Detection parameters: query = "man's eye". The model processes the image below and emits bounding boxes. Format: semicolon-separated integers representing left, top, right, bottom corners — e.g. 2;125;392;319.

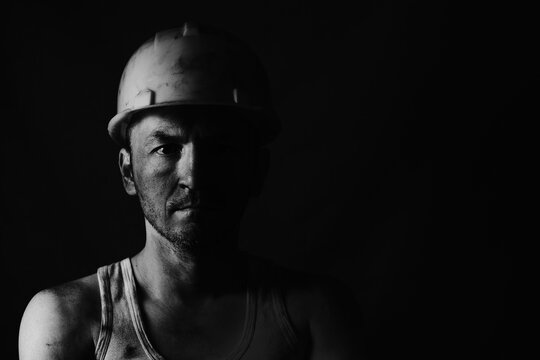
155;144;181;155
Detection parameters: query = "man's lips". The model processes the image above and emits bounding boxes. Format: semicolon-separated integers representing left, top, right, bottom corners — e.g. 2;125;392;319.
175;205;199;211
167;195;224;213
172;204;221;212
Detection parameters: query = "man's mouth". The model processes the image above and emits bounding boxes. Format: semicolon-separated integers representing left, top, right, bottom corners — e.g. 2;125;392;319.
172;203;220;212
175;204;195;211
167;194;224;214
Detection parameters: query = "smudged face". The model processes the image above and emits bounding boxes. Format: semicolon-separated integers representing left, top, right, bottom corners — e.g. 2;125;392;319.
121;107;260;254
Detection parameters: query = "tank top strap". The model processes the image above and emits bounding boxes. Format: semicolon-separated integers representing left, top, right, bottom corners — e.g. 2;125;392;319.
95;263;114;360
245;256;300;351
224;265;257;360
95;259;151;360
269;286;299;350
120;258;166;360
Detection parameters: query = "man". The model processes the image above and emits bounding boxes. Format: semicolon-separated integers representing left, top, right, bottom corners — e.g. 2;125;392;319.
19;23;362;359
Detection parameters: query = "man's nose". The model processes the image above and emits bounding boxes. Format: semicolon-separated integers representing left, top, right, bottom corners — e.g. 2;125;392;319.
177;140;197;190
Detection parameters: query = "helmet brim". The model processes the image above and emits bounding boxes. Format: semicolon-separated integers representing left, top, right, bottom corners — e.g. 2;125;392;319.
108;101;277;146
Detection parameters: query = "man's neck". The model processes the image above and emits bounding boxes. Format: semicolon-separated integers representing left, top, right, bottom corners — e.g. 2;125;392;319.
131;224;246;307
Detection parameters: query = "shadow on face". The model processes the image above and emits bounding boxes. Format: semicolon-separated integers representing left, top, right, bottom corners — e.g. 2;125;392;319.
117;106;269;248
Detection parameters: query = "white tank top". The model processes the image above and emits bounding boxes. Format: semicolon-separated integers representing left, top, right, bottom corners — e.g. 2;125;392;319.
94;257;307;359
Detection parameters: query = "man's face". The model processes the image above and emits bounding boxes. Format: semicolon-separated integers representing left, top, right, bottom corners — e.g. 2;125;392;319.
123;107;259;254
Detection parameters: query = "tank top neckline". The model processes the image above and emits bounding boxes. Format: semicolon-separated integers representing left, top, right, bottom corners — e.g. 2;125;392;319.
119;257;257;360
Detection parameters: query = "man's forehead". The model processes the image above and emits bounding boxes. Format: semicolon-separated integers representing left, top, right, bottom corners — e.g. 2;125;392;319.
128;107;253;143
132;114;187;137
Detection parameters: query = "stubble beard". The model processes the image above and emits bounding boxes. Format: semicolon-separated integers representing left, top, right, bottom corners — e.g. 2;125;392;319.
135;184;202;257
132;173;244;258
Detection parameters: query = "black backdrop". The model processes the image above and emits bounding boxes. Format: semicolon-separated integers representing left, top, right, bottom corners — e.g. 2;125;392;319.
3;1;529;358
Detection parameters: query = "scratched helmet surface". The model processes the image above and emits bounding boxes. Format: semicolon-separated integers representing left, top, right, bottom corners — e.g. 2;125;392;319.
108;22;278;145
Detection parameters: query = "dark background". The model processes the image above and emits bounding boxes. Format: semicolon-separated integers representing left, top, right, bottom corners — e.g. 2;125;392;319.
3;0;529;358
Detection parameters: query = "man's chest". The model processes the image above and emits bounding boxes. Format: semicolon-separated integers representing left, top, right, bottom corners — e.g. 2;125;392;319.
138;295;248;360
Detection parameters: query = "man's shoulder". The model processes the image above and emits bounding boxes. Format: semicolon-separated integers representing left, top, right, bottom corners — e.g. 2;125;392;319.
28;273;101;321
248;255;359;334
257;258;364;358
37;273;99;303
19;273;101;359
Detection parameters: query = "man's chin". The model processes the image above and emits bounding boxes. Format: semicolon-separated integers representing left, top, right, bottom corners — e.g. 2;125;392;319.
162;224;202;253
148;210;238;254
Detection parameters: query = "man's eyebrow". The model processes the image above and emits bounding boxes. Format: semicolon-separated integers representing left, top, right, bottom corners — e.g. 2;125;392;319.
145;129;186;145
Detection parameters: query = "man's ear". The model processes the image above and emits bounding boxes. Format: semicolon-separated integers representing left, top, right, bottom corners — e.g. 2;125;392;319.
249;147;270;198
119;148;137;196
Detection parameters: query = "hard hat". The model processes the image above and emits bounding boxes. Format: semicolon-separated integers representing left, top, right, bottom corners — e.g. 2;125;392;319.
108;22;279;145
